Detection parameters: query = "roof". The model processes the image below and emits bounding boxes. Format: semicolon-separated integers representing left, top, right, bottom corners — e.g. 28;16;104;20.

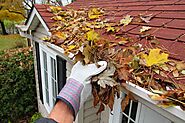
34;0;185;62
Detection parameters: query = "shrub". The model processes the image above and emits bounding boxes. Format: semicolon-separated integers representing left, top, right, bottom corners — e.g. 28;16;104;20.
0;47;37;123
29;112;42;123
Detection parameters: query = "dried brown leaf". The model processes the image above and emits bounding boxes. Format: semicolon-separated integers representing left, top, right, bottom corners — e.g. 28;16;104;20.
97;103;105;114
108;88;115;111
172;70;179;78
140;14;153;23
121;94;130;112
117;66;130;81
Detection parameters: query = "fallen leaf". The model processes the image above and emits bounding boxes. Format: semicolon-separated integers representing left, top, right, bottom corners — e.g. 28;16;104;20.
140;14;153;23
97;64;117;88
121;94;130;112
41;37;50;41
117;66;130;81
173;70;179;77
53;31;67;40
120;15;133;26
157;102;176;108
88;8;103;19
176;61;185;71
97;103;105;114
140;26;151;33
143;48;169;66
149;94;166;101
150;88;165;94
75;51;84;61
181;70;185;75
134;76;143;84
153;69;160;74
82;45;92;64
161;65;169;71
68;45;76;50
98;76;117;88
92;85;100;106
48;6;62;13
106;26;115;32
86;30;99;42
108;88;115;111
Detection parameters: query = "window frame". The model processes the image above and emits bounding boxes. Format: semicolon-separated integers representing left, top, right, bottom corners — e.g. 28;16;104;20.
39;45;58;112
109;92;141;123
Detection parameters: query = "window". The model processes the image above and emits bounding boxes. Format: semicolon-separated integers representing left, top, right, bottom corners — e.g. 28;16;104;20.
39;45;66;113
43;51;50;106
40;46;58;112
122;100;138;123
50;57;58;105
109;93;141;123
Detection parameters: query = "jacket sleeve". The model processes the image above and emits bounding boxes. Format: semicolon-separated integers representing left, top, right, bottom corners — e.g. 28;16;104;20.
35;118;57;123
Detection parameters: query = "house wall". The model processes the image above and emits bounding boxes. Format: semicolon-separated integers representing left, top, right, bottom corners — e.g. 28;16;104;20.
32;23;50;117
32;23;102;123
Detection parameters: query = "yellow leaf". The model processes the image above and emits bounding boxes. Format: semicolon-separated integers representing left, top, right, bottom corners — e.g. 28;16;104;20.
143;49;169;66
49;6;62;13
149;94;165;101
140;26;151;33
51;16;64;21
120;15;133;26
157;102;176;108
88;8;103;19
41;37;50;41
106;26;115;32
68;45;76;50
86;30;99;41
54;32;67;40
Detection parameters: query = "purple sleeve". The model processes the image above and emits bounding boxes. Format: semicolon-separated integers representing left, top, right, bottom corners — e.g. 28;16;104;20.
57;78;84;118
35;118;57;123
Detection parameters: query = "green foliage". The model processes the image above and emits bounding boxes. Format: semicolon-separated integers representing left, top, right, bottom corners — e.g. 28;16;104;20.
29;112;42;123
0;47;37;123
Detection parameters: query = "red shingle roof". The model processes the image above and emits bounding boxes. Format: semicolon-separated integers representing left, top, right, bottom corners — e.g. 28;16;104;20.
34;0;185;61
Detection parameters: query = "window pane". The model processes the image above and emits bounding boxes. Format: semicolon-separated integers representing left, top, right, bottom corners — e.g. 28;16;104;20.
43;51;47;70
122;115;128;123
44;71;48;89
51;57;56;79
124;100;130;115
46;89;49;105
129;120;134;123
130;101;138;120
52;79;56;97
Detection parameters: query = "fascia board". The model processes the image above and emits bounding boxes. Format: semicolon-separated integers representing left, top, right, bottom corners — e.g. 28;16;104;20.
17;7;51;36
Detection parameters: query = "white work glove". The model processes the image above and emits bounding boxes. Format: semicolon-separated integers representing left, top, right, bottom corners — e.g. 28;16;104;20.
69;61;107;107
57;61;107;118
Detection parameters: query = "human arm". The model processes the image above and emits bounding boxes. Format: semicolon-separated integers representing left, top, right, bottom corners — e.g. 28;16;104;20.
35;61;107;123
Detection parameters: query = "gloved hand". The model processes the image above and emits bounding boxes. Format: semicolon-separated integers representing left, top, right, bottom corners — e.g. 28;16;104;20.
57;61;107;118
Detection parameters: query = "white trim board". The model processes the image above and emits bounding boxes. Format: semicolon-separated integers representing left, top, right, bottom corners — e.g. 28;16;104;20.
122;82;185;123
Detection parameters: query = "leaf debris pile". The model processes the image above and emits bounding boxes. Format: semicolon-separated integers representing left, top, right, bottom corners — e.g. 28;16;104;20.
44;6;185;112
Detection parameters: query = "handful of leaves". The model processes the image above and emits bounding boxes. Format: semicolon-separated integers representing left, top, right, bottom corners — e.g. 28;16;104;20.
45;6;185;112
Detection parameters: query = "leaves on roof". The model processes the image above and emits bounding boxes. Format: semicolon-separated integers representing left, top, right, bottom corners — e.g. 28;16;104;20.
46;6;185;112
120;15;133;26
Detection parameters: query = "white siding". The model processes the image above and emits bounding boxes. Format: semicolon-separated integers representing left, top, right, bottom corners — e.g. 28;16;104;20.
78;96;101;123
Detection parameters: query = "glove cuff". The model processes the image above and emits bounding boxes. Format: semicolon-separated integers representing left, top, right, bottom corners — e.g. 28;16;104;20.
57;78;84;118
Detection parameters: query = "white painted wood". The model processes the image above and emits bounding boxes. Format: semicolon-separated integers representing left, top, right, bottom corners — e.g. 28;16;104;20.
100;107;110;123
122;82;185;123
138;104;171;123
